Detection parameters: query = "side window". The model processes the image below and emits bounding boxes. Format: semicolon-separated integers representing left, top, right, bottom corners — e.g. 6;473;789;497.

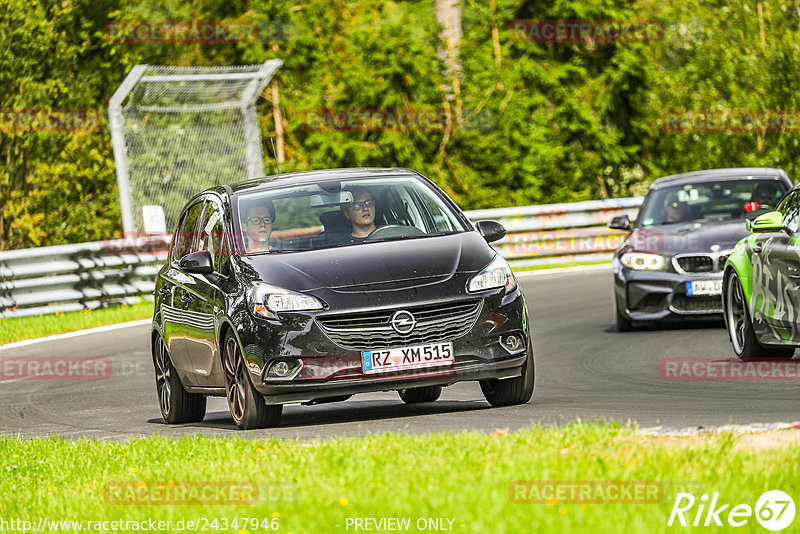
777;191;798;233
780;191;800;233
198;201;229;275
173;201;205;261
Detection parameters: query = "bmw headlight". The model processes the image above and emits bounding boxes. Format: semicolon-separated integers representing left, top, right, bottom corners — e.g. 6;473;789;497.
249;283;324;319
620;252;667;271
468;255;517;293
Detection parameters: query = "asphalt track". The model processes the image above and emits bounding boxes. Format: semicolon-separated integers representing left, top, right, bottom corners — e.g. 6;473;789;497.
1;265;798;440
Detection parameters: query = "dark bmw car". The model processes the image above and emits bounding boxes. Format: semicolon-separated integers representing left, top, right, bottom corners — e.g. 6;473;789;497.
609;168;792;331
151;168;534;429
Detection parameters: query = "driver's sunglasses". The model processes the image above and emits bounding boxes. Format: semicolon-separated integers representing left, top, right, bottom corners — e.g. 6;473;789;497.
757;191;776;200
667;201;685;209
247;216;272;226
350;199;374;210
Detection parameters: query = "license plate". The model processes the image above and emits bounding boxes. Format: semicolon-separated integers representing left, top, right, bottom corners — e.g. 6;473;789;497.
361;342;454;374
686;280;722;296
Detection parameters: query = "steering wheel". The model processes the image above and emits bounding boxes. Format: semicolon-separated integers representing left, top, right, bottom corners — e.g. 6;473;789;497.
366;225;425;240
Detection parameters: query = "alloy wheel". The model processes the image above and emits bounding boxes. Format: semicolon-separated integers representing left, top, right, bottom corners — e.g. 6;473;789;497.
224;336;247;423
726;275;747;355
154;340;172;416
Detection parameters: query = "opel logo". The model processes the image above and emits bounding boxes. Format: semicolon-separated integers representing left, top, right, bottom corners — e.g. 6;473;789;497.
391;310;416;334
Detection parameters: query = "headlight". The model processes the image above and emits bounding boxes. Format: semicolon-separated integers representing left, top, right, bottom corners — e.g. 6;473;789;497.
468;255;517;293
249;283;324;319
620;252;667;271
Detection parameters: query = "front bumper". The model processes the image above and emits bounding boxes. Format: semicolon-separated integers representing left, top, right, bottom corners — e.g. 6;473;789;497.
613;258;723;322
235;286;531;403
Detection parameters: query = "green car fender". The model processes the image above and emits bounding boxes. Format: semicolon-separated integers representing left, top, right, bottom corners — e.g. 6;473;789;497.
724;233;758;306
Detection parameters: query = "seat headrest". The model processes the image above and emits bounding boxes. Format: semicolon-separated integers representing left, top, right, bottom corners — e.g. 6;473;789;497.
319;210;350;232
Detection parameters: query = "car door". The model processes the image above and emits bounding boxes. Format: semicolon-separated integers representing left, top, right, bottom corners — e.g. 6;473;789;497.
761;190;800;341
181;196;229;387
163;200;206;381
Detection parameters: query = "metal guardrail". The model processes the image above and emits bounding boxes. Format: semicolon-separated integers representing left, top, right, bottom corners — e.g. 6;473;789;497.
470;197;642;269
0;236;170;318
0;198;642;318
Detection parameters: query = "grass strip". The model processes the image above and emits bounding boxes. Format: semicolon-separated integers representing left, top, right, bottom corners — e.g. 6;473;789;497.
0;300;152;345
1;423;797;533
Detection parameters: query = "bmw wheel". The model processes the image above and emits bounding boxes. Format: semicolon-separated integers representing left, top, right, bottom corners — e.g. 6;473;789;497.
153;336;206;424
223;333;282;429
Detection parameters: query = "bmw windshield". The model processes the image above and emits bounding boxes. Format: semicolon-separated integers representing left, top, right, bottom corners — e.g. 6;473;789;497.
636;179;788;228
233;176;469;254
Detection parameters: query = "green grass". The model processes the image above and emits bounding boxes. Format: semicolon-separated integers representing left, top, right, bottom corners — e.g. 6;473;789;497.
1;423;797;533
0;300;152;345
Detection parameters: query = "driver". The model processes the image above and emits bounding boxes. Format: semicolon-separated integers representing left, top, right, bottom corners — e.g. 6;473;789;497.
663;192;687;223
751;182;780;209
341;187;376;242
243;200;276;253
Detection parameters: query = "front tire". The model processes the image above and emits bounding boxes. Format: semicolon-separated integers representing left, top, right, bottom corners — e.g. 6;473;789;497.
223;333;282;429
153;337;206;424
725;271;794;360
398;386;442;404
480;342;535;407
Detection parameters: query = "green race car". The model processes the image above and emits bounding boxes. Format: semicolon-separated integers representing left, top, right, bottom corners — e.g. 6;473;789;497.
723;188;800;359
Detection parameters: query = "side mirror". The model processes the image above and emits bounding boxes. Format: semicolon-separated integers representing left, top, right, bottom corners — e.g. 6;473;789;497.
608;214;632;231
750;211;783;233
179;250;214;275
475;220;506;243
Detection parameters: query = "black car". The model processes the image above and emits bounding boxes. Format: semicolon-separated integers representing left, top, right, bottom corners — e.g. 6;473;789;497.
609;168;792;331
151;167;534;429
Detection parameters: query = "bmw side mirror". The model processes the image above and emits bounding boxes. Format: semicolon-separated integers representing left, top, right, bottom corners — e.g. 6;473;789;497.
750;211;783;233
475;220;506;243
179;250;214;275
609;214;632;231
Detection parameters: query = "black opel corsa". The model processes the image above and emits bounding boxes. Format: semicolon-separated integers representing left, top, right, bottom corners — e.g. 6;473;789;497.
151;168;534;429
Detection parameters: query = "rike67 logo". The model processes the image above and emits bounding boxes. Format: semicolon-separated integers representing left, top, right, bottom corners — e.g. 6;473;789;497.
668;490;795;531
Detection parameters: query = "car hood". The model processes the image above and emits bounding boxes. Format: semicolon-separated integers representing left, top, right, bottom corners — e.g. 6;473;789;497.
626;219;751;256
236;232;496;292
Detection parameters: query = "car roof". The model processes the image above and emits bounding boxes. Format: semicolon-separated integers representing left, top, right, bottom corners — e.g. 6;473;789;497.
220;167;423;196
649;167;791;190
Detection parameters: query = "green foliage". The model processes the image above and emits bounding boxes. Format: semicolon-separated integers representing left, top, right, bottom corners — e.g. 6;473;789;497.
2;0;799;249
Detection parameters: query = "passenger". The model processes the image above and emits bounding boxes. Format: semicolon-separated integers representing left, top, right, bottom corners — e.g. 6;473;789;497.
341;187;376;242
663;192;687;223
243;200;276;253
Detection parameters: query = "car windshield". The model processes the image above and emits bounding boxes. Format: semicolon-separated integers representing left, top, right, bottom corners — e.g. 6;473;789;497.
233;176;469;254
636;179;788;227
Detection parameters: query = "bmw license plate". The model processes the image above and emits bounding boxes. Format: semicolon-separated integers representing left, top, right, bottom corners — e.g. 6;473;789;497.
685;280;722;296
361;342;454;374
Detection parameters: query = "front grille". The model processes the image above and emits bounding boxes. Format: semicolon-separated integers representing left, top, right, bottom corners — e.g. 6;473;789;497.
674;252;733;274
671;295;723;313
316;300;482;350
676;255;714;273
